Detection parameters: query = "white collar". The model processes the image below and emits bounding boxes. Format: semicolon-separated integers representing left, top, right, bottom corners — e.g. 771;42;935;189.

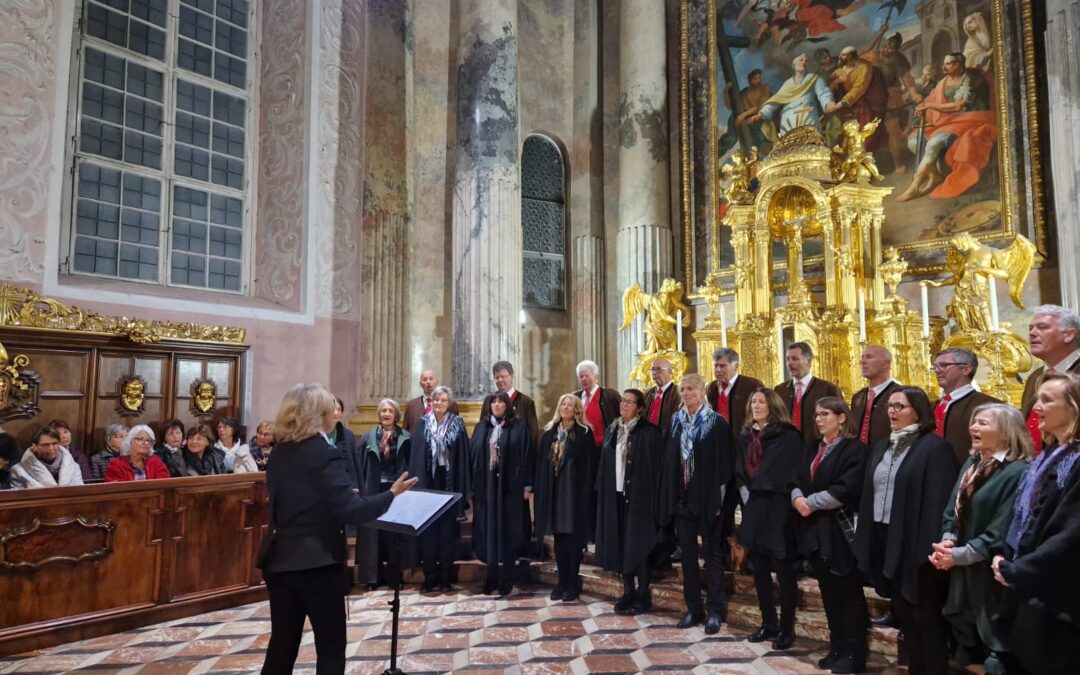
586;385;600;397
945;384;974;401
504;388;517;400
793;373;813;389
992;450;1008;463
870;378;896;396
721;374;739;395
658;381;673;393
1050;348;1080;373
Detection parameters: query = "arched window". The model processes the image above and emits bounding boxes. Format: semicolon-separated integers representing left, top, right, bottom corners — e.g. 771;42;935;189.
521;135;566;310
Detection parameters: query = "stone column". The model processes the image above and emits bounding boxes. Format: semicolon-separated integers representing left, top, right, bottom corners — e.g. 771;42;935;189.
451;0;522;399
615;0;672;386
1047;0;1080;310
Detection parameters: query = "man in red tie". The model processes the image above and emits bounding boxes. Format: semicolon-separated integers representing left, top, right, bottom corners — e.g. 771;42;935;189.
931;348;998;468
643;359;681;439
705;348;763;436
849;345;901;448
403;369;459;433
775;342;841;448
1020;305;1080;454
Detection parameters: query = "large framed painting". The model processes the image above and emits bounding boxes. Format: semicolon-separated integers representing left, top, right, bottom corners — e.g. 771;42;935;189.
678;0;1049;284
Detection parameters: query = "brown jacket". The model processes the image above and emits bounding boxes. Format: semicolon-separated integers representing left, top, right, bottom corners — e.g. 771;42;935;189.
775;376;843;447
573;387;621;433
403;396;459;436
850;380;903;448
643;383;682;438
706;374;764;439
1021;360;1080;416
481;390;539;445
933;389;1000;468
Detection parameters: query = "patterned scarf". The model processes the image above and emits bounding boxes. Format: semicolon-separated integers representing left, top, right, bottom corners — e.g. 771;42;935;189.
888;424;920;457
955;453;1002;526
551;425;568;476
424;412;452;474
676;405;708;488
1012;441;1080;547
488;417;505;470
745;426;764;481
379;427;395;459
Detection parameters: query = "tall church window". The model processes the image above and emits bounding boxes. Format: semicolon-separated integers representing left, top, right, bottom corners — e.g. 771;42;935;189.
521;135;566;310
67;0;253;293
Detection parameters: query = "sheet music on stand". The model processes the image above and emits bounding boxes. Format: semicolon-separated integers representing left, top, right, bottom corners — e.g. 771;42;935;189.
365;488;461;535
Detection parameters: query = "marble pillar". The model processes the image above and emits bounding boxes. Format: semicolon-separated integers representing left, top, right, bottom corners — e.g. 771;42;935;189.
615;0;672;386
1047;0;1080;310
451;0;522;399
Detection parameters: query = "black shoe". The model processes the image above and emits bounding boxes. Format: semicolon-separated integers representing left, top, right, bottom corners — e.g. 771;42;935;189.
670;546;683;562
747;625;780;642
869;610;895;627
704;613;722;635
438;582;453;592
366;583;380;591
613;592;635;613
630;600;652;615
561;589;579;602
818;649;841;669
482;578;498;595
550;585;565;600
421;578;436;592
771;629;796;650
498;583;513;597
828;654;865;673
676;611;704;629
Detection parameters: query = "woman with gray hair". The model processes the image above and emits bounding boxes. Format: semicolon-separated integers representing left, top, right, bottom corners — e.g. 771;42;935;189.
930;403;1032;673
105;424;170;482
90;424;129;482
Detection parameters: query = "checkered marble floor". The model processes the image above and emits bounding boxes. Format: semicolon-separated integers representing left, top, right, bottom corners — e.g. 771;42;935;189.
0;587;889;674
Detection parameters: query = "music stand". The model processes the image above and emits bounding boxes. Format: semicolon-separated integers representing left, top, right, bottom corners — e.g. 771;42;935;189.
365;488;461;675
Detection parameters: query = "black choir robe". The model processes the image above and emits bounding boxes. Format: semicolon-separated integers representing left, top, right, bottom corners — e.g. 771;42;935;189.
705;374;764;440
797;437;868;575
735;422;805;558
481;391;539;445
850;381;902;448
470;417;535;565
775;376;843;447
406;414;471;567
594;420;663;575
354;426;410;584
853;433;957;603
657;409;733;526
533;422;592;544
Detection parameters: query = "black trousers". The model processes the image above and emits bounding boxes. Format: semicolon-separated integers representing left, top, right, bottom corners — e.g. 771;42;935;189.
750;552;798;632
617;496;651;601
810;553;868;660
420;466;458;584
554;533;582;592
674;513;726;615
262;564;347;675
891;563;950;675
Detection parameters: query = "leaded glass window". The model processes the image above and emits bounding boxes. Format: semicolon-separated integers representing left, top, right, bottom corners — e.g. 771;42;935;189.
521;135;566;309
69;0;252;292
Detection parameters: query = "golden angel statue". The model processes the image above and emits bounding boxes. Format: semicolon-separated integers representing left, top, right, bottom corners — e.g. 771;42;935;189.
831;119;882;184
720;147;758;205
927;233;1038;334
621;279;692;385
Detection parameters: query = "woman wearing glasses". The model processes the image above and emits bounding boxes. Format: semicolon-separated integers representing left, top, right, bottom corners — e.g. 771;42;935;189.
854;387;958;675
105;424;170;481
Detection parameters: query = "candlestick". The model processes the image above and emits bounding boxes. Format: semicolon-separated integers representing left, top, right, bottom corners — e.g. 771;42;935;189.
720;305;728;348
988;276;1000;331
920;282;930;338
676;310;684;352
858;289;867;343
775;316;784;379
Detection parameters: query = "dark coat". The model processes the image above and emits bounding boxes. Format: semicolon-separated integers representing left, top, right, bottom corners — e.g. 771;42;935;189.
181;446;226;476
470;417;535;564
1021;361;1080;417
331;422;359;489
775;376;843;447
0;433;19;490
735;423;805;558
574;387;621;430
481;391;539;445
797;437;868;574
940;455;1026;651
706;374;764;441
644;383;682;438
403;396;460;437
408;415;470;519
657;407;733;525
850;380;902;447
90;447;120;482
594;420;662;574
262;434;394;573
854;432;958;603
154;444;187;478
533;423;592;541
68;447;93;482
354;426;410;584
935;390;1000;468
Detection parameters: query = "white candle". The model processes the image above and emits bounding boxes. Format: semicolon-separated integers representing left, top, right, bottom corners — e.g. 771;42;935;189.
858;289;867;343
775;316;784;377
920;282;930;338
988;276;1000;331
720;305;728;348
676;310;684;352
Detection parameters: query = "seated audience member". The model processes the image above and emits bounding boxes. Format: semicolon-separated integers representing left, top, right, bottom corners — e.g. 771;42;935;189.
105;424;170;482
217;416;257;473
249;420;275;470
9;426;85;489
90;424;128;482
49;418;92;482
0;429;21;489
154;419;187;477
992;374;1080;674
182;425;225;476
930;403;1031;673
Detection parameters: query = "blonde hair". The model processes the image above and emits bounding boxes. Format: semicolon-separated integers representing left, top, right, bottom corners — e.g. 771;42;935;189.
544;393;592;433
970;403;1033;462
679;373;707;392
274;383;336;444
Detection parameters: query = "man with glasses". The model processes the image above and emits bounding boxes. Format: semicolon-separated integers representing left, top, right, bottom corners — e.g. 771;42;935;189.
931;347;998;467
9;426;85;489
643;358;681;439
775;342;842;448
1020;305;1080;453
851;345;902;447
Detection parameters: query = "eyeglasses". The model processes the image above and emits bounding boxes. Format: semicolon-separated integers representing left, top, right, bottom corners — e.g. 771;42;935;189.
132;436;154;444
619;399;639;406
650;366;670;372
886;403;911;412
814;411;835;418
932;362;965;371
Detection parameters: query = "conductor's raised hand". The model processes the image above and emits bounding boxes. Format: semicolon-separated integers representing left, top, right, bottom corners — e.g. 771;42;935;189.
391;471;419;496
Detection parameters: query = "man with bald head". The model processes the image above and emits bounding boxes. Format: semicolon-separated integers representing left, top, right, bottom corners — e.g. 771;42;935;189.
1021;305;1080;453
403;369;457;433
850;345;902;447
643;358;682;439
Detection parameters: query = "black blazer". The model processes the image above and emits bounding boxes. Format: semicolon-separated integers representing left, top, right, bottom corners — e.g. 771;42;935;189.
263;434;394;573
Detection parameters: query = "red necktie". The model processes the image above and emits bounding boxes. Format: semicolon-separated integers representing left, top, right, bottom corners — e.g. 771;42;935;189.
934;394;951;437
648;390;663;425
718;389;730;421
810;441;828;479
1027;367;1055;455
793;381;804;430
859;388;875;444
424;397;431;415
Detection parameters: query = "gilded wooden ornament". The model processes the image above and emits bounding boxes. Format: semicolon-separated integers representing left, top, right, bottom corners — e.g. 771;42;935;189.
620;279;692;387
117;375;147;416
830;119;883;184
191;379;218;415
0;341;41;423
